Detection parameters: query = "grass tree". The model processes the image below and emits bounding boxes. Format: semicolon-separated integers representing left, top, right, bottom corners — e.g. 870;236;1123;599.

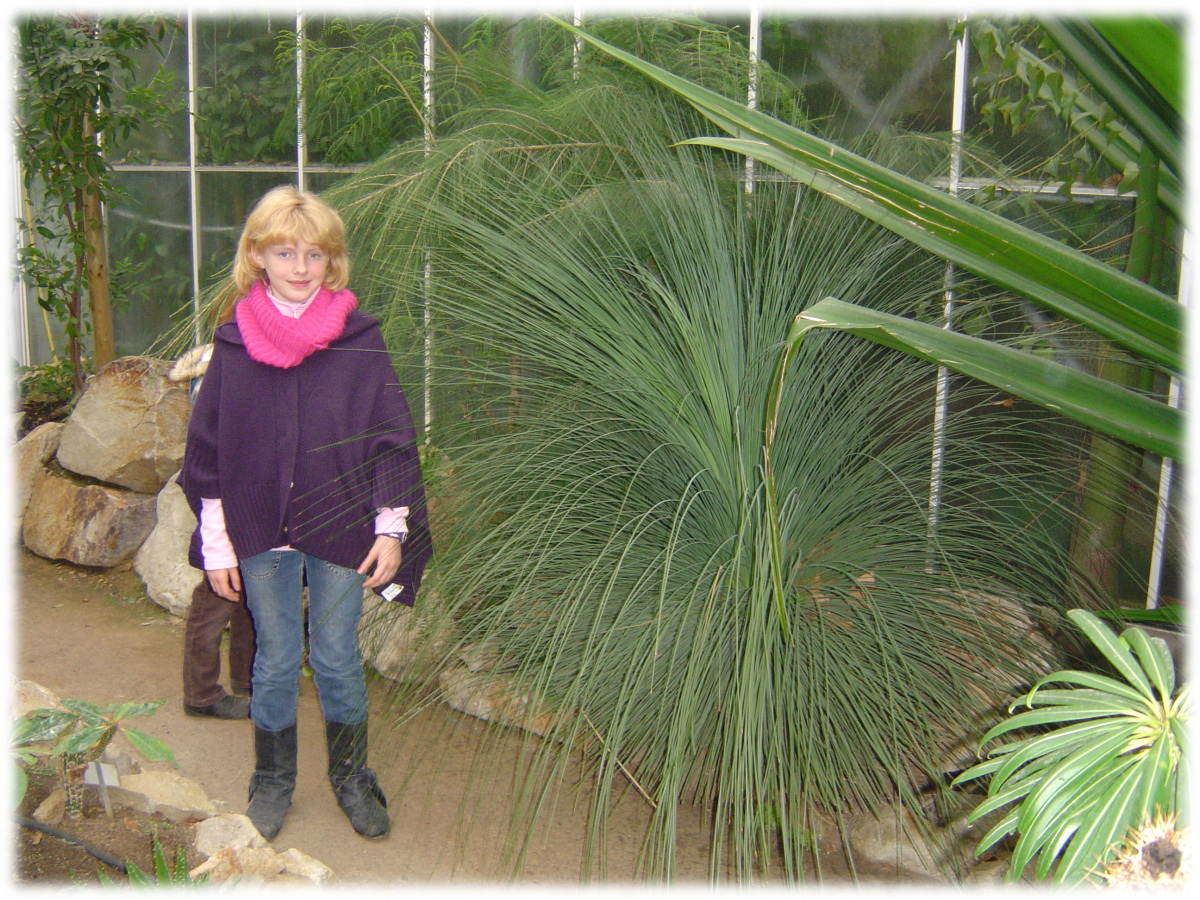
328;80;1099;881
558;17;1184;625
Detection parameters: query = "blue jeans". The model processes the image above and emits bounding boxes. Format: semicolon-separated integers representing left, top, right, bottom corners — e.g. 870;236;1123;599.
240;550;369;731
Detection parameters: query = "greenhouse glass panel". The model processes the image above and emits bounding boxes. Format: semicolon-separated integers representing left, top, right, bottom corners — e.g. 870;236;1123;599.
298;13;429;165
759;16;958;136
192;14;297;165
104;18;190;164
108;169;194;356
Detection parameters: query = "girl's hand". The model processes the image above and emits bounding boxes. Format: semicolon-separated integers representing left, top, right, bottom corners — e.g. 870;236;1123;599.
359;535;403;589
207;567;243;602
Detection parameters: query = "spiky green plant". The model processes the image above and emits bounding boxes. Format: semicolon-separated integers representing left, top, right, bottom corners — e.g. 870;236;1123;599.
98;835;207;886
328;81;1096;883
953;609;1190;885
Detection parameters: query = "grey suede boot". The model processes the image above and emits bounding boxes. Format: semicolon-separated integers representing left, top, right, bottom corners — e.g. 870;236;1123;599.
246;722;297;840
325;718;390;839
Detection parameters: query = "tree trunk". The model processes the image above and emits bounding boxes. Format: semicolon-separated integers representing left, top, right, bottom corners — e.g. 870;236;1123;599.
82;112;115;370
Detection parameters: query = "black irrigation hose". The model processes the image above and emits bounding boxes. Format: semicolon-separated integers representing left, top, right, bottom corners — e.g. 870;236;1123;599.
15;815;129;874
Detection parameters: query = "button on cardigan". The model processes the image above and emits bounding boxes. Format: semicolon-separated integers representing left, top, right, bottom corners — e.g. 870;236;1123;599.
179;310;431;605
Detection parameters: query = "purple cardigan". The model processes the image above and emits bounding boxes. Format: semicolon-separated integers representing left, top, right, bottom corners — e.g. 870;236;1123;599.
179;310;431;605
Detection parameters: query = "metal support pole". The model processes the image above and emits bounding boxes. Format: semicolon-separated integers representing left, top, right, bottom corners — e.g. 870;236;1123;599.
422;9;435;439
572;6;583;75
745;6;760;195
186;10;202;345
927;18;969;570
12;157;33;366
296;11;307;193
1145;229;1188;609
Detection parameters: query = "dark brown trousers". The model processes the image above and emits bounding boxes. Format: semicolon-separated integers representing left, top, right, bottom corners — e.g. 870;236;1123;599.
182;578;256;707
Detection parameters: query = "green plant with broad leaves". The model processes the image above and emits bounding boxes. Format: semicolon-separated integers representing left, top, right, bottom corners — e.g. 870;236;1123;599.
16;357;80;409
952;608;1190;885
13;700;176;815
559;16;1184;462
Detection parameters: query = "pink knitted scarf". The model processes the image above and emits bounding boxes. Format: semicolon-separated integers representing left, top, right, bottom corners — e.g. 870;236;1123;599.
235;280;358;369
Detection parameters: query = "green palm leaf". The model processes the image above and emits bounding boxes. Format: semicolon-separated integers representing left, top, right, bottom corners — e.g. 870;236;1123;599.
1025;669;1156;705
1122;628;1176;699
1027;688;1154;711
1050;760;1156;885
773;296;1181;461
1066;608;1156;700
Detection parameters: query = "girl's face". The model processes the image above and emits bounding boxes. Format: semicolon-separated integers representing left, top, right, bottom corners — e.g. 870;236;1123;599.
251;239;330;304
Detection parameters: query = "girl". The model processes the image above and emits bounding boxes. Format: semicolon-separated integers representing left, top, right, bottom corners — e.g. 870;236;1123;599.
179;184;431;841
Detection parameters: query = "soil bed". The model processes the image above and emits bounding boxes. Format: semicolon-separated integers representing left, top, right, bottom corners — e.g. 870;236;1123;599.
15;772;204;885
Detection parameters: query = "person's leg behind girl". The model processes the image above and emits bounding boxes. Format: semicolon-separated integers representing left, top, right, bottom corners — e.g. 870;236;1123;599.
304;553;390;839
240;550;306;840
183;579;251;718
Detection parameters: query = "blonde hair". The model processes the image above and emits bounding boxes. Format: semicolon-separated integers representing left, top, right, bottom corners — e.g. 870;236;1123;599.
217;185;350;324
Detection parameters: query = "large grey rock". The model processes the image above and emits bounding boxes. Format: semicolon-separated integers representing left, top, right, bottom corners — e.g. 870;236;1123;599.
13;421;63;529
193;813;269;857
107;770;218;822
134;474;203;617
56;356;190;494
839;802;979;883
21;466;158;567
438;661;556;738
